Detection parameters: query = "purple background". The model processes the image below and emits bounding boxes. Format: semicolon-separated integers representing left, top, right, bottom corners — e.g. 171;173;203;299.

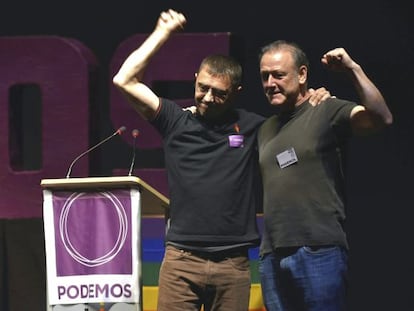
52;190;132;276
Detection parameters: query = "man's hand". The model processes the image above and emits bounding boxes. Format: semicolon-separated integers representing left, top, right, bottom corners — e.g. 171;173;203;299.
321;47;356;72
156;9;187;34
308;87;334;106
182;105;197;114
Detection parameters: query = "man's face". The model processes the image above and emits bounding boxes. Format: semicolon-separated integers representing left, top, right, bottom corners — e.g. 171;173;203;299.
194;66;233;118
260;49;306;109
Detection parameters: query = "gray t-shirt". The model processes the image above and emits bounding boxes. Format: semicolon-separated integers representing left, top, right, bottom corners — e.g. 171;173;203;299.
258;98;356;255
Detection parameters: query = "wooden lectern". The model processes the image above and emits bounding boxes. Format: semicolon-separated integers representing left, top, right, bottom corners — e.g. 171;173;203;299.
40;176;169;311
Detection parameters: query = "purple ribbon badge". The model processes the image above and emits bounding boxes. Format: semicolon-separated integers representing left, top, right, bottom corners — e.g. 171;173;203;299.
228;135;244;148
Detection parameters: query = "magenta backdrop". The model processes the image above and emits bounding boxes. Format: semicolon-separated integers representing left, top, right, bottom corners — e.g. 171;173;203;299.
0;33;231;218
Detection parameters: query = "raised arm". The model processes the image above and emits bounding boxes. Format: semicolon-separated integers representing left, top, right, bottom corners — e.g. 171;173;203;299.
113;9;186;120
321;48;393;135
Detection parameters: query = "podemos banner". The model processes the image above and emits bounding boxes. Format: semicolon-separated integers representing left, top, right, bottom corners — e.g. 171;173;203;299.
43;188;141;305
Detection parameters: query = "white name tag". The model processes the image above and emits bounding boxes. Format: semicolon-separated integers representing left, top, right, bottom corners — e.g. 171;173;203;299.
276;147;298;169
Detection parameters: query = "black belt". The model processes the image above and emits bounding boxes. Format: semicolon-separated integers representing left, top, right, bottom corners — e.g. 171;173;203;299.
182;247;248;261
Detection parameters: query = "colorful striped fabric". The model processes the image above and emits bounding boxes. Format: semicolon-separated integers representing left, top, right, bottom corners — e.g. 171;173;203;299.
142;284;265;311
141;216;265;311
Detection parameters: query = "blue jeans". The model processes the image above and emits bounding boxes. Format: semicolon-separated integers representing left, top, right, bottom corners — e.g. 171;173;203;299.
259;246;348;311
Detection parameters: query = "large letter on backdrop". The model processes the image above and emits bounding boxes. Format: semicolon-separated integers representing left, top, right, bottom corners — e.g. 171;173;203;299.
0;36;99;218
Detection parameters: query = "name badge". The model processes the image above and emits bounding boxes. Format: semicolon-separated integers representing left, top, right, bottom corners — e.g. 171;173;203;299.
228;135;244;148
276;147;298;168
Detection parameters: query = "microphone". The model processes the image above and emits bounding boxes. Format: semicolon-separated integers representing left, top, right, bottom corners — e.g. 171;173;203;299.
65;126;126;178
128;129;140;176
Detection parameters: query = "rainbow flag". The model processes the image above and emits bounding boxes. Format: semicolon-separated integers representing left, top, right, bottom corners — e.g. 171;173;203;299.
141;216;265;311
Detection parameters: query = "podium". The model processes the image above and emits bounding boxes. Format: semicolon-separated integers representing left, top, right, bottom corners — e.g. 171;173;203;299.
40;176;169;311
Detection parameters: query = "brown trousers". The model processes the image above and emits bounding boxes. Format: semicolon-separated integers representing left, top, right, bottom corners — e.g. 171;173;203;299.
157;245;251;311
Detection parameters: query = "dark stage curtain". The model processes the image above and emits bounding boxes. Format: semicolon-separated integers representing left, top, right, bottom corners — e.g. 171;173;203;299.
0;218;46;311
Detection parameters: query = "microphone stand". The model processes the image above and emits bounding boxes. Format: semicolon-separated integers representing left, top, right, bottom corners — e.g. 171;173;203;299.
66;126;126;178
128;129;140;176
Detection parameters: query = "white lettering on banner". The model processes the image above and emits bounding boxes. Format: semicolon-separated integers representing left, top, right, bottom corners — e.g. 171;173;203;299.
57;283;132;300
